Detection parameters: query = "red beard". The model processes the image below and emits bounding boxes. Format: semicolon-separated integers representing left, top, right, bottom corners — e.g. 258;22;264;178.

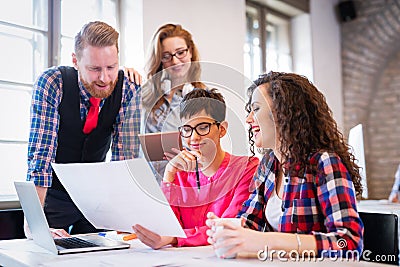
81;75;118;99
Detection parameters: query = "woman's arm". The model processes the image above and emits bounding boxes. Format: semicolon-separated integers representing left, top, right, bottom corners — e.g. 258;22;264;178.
313;152;364;256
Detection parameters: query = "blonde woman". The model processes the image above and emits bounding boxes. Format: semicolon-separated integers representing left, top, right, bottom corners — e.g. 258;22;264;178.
130;24;207;182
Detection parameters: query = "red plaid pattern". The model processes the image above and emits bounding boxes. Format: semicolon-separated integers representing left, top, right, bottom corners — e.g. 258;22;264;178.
238;150;364;257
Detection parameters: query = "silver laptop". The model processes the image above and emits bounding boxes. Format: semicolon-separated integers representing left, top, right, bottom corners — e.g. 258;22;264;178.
348;124;368;199
14;181;130;254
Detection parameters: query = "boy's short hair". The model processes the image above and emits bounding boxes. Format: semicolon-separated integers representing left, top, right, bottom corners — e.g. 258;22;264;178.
180;88;226;122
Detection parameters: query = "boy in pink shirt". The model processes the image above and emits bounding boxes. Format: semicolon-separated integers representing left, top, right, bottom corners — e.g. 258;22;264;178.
133;88;258;248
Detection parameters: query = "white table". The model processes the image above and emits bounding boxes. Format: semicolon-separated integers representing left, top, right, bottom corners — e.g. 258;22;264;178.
0;238;393;267
357;200;400;214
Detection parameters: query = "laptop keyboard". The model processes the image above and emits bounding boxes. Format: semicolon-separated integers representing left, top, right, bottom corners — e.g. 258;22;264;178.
55;237;99;249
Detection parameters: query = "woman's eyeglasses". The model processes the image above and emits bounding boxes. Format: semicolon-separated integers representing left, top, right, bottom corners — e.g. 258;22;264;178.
161;48;189;63
178;121;220;138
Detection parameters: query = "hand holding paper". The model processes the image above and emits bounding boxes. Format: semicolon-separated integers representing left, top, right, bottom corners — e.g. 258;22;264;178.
132;224;177;249
52;159;186;238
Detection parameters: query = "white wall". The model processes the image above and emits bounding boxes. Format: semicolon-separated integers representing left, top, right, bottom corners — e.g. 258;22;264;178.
141;0;246;74
310;0;343;129
120;0;144;68
291;13;313;81
121;0;246;74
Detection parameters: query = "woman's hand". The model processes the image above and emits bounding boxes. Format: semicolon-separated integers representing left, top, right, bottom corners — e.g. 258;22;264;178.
163;147;180;161
163;148;201;183
206;212;267;258
132;224;177;249
123;67;142;85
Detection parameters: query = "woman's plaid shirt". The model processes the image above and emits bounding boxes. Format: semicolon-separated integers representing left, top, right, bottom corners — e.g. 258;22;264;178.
238;150;364;257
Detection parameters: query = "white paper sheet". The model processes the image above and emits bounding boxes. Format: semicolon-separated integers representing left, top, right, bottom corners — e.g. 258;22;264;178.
51;159;186;238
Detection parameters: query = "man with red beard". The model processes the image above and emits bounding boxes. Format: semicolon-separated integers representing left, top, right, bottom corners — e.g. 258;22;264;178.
26;21;141;237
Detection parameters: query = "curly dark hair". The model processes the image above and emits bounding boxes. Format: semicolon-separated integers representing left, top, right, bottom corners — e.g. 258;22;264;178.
245;71;362;196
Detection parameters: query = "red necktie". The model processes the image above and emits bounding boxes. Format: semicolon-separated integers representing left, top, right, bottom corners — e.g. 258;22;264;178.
83;97;101;134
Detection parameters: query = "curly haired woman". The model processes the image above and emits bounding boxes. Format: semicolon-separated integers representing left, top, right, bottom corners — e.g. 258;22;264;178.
206;71;364;259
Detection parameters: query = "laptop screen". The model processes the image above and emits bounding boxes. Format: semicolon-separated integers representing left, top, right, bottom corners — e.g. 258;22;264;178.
14;181;130;254
348;124;368;199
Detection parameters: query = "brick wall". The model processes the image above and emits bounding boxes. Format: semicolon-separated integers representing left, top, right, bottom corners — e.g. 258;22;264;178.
342;0;400;199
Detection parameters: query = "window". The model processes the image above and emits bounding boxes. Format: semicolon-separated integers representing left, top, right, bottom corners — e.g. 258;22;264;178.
244;2;293;80
265;13;292;73
244;5;262;81
59;0;119;66
0;0;118;197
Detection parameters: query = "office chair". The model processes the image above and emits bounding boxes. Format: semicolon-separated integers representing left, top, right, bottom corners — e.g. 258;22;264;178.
0;208;25;240
359;211;399;265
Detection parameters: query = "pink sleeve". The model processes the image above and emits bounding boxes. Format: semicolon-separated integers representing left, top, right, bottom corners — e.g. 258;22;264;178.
175;157;259;247
161;180;184;225
161;181;205;247
219;157;259;218
163;179;208;247
176;226;209;247
161;179;184;207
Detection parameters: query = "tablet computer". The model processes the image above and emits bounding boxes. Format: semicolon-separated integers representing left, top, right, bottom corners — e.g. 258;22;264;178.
139;131;183;161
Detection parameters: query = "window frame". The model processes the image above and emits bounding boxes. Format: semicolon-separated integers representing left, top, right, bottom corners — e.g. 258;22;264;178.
0;0;120;200
245;0;293;78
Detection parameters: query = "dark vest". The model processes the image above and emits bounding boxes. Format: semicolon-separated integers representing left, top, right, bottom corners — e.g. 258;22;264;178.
51;66;123;192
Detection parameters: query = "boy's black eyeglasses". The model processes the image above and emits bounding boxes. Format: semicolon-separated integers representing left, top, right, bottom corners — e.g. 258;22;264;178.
161;48;189;63
178;121;220;138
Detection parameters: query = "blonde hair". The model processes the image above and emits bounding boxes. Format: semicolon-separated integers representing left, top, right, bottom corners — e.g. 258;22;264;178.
143;23;204;110
74;21;119;59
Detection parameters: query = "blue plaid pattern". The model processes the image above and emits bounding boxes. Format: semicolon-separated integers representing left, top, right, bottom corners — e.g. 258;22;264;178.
27;67;141;186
